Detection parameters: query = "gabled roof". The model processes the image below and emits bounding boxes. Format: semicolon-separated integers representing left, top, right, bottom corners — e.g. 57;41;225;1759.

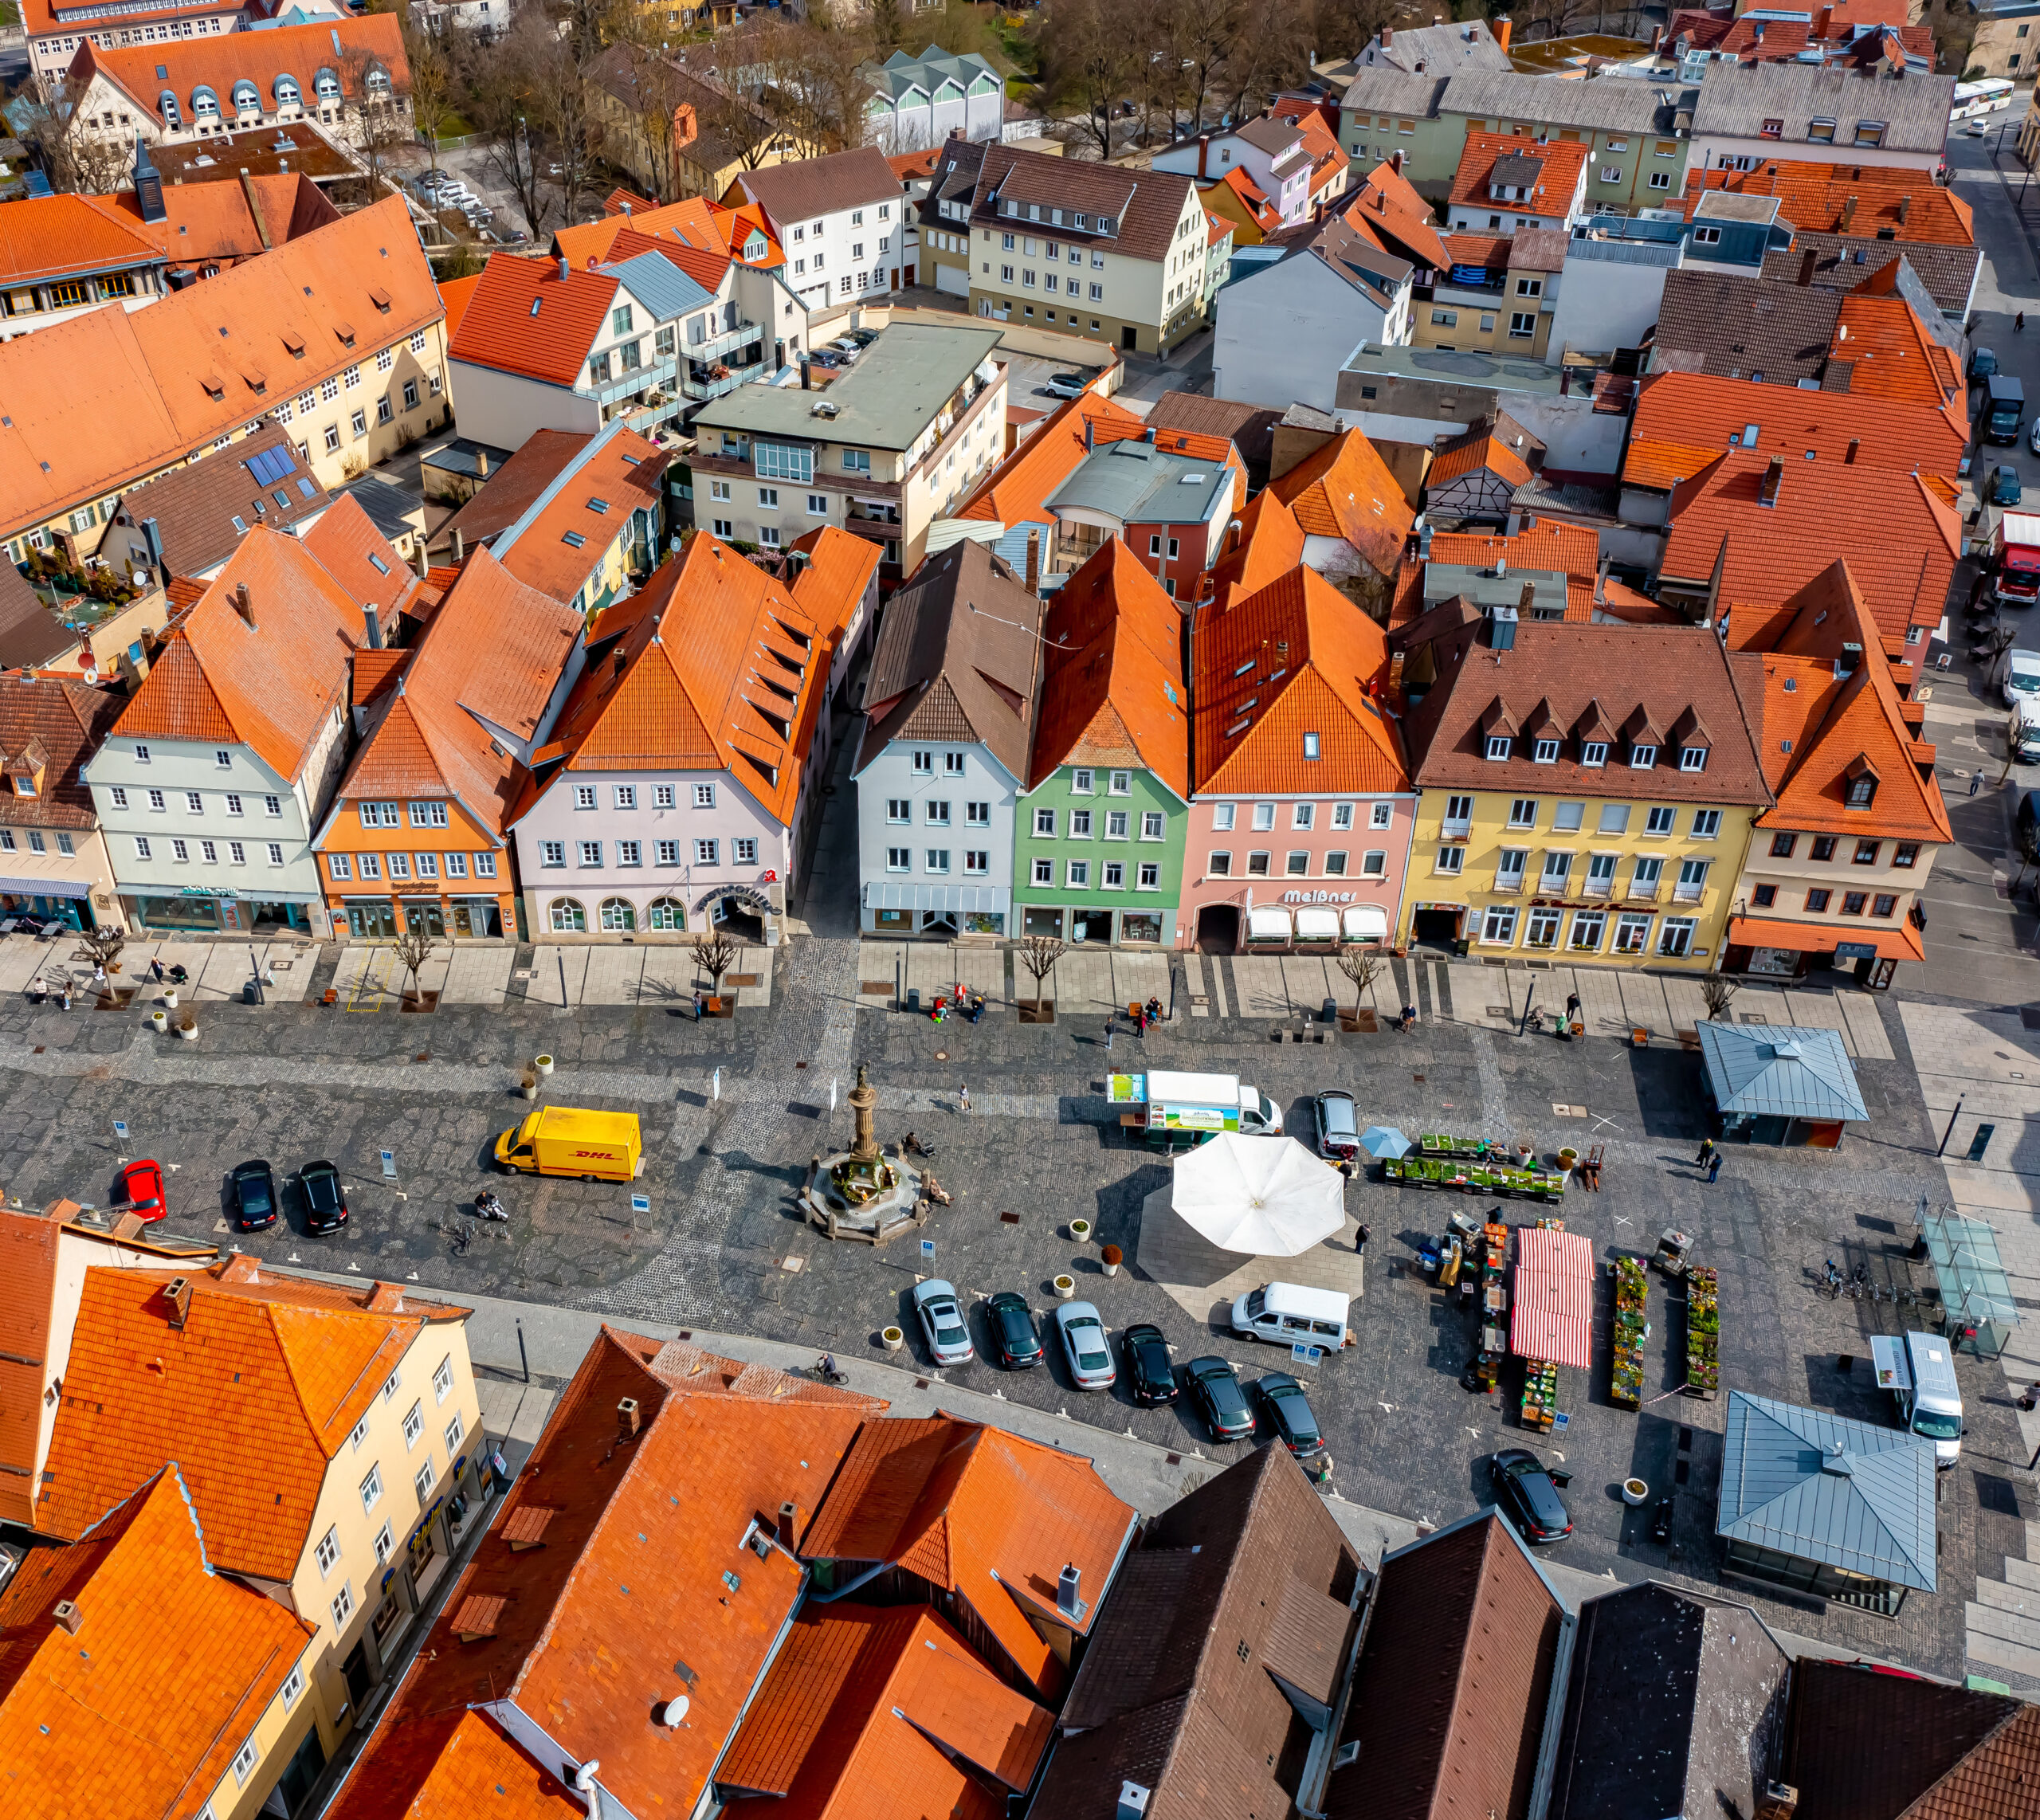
1688;61;1953;155
718;1604;1052;1820
0;191;159;287
1362;17;1512;76
491;424;668;606
1829;290;1960;405
721;147;900;226
1326;1513;1565;1820
300;490;423;624
1654;268;1843;386
968;143;1197;266
1681;158;1973;246
120;170;339;269
110;418;331;579
1340;158;1451;269
1030;539;1188;797
955;389;1145;526
0;195;440;543
789;523;881;632
36;1261;445;1579
1622;371;1967;491
0;1205;61;1528
1147;391;1282;485
434;428;592;555
0;1465;316;1820
1716;1388;1930;1587
1269;429;1415;576
437;273;481;346
325;1331;883;1820
1205;490;1308;618
552;191;767;273
1033;1445;1363;1818
855;540;1042;786
446;250;622;387
1428;424;1535;492
798;1414;1136;1696
328;547;581;837
1429;520;1595;582
111;521;376;779
1046;436;1235;535
1449;130;1589;214
1211;163;1282;232
1660;448;1958;653
0;672;121;834
1761;233;1979;319
1194;563;1406;796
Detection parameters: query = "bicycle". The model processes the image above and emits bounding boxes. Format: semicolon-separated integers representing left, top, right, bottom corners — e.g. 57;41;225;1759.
1818;1258;1842;1299
437;1221;471;1259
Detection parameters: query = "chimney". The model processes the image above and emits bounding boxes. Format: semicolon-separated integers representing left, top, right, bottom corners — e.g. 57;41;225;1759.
1759;453;1785;508
1845;437;1860;464
1489;604;1518;649
164;1276;193;1328
1493;14;1512;53
476;448;489;479
1595;555;1609;603
1026;529;1041;594
614;645;627;677
1118;1785;1152;1820
618;1397;641;1439
1797;247;1817;286
363;604;384;650
800;354;812;390
132;132;166;226
1390;148;1405;175
1753;18;1764;41
1897;194;1911;224
1144;426;1158;444
1519;579;1536;617
233;581;255;630
413;542;429;580
557;254;571;280
1756;1785;1799;1820
1838;641;1862;676
1057;1563;1088;1621
451;528;465;564
1840;195;1858;231
52;1600;82;1636
1085;417;1096;453
1650;22;1663;49
1380;24;1391;46
776;1500;800;1549
1197;132;1210;178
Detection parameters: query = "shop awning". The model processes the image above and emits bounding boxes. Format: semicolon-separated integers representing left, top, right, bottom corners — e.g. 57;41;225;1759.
1511;1226;1595;1369
1294;907;1340;943
1342;904;1389;943
1726;916;1924;963
1246;907;1292;943
861;883;1010;912
0;875;89;899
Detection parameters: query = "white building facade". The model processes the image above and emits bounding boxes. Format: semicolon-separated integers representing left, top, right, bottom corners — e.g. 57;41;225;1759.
722;147;908;310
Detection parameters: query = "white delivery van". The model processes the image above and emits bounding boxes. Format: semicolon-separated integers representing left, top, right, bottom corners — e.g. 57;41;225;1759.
1108;1071;1282;1147
2015;696;2040;764
1869;1332;1964;1467
1231;1283;1351;1350
2004;648;2040;711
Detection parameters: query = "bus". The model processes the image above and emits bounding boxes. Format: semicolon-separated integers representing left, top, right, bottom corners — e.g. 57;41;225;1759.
1952;78;2015;123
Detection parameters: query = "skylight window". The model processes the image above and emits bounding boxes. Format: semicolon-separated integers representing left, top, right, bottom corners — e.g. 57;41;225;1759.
367;552;389;575
586;497;610;514
530;299;542;317
562;530;586;548
231;516;248;533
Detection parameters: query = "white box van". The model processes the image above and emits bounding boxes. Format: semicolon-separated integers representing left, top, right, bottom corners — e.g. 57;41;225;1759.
2014;696;2040;764
1231;1283;1351;1350
1869;1332;1964;1467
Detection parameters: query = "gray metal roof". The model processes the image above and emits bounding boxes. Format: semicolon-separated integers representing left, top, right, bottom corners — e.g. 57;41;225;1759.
692;324;1002;452
1696;1021;1868;1122
1689;63;1954;153
602;251;715;325
1437;69;1685;134
1716;1390;1936;1591
865;45;1001;103
1045;437;1232;528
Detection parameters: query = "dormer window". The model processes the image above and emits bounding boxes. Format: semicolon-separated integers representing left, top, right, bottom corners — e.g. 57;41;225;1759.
1808;116;1836;143
1679;745;1708;771
1760;117;1782;138
1581;741;1608;767
1486;735;1512;760
1846;772;1877;808
1630;743;1657;769
1532;738;1559;763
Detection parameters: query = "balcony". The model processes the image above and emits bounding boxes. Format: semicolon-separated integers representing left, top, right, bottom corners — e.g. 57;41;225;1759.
1673;883;1705;904
847;501;900;528
1491;872;1523;893
680;369;748;402
1536;873;1571;894
1440;817;1472;840
692;320;764;363
1581;876;1615;900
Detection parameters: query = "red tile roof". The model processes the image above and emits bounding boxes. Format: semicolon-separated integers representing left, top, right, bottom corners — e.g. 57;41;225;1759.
326;1331;884;1820
437;273;481;347
1427;429;1534;492
956;389;1146;526
1031;538;1189;796
1661;449;1958;653
1194;564;1407;797
790;523;881;634
1449;131;1590;217
1830;292;1961;405
0;1206;61;1528
37;1261;434;1579
0;193;158;286
887;147;943;182
1268;430;1414;576
447;251;625;387
493;427;668;605
1430;522;1599;580
434;429;592;555
798;1414;1136;1697
720;1604;1051;1820
1340;160;1451;269
1623;370;1967;489
301;490;426;623
1205;489;1308;618
1213;163;1283;233
0;1466;316;1820
1680;158;1972;245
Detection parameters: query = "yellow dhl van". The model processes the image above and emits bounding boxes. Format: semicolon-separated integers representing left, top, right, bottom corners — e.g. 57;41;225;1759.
493;1107;645;1181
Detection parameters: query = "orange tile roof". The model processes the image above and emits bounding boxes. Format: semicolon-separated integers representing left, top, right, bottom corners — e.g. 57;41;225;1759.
1661;449;1958;655
1449;131;1590;216
1341;159;1451;272
124;171;339;269
552;194;776;272
1430;522;1598;580
0;1206;61;1528
113;524;376;780
448;251;627;387
790;524;881;636
75;14;410;130
326;1330;884;1820
397;1712;579;1820
1218;163;1283;231
1443;232;1511;269
1830;292;1961;405
1624;371;1967;489
0;192;158;286
601;221;732;294
0;1466;315;1820
437;273;481;347
1426;430;1533;492
302;490;426;622
327;547;582;837
1032;538;1188;796
720;1604;1051;1820
956;389;1146;526
1269;430;1416;576
1203;489;1306;618
887;147;943;181
1193;564;1407;797
1278;103;1351;195
798;1414;1137;1697
37;1261;431;1579
1754;560;1951;842
1681;157;1973;245
0;194;441;543
493;426;667;605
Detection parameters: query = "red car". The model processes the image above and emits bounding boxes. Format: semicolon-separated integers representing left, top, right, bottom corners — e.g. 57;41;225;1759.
116;1158;167;1222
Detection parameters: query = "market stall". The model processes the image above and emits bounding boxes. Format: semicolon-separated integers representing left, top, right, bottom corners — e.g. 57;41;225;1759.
1166;1132;1345;1256
1511;1223;1595;1390
1695;1023;1867;1147
1611;1257;1647;1410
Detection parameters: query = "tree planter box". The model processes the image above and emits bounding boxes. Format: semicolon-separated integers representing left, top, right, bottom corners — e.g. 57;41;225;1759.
1018;999;1054;1024
706;995;735;1018
1684;1265;1720;1398
1340;1010;1379;1033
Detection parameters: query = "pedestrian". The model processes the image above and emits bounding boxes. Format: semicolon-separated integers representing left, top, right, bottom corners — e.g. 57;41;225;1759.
1564;992;1581;1038
2020;312;2027;333
1105;1018;1114;1051
151;956;163;983
1706;1151;1723;1185
693;987;706;1022
958;1083;971;1114
1355;1222;1371;1253
1696;1137;1716;1167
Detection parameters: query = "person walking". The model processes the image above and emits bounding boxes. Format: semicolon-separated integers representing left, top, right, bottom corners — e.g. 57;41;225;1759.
1563;992;1581;1039
1706;1151;1724;1185
1355;1222;1371;1254
1696;1137;1716;1168
2020;312;2027;333
694;986;706;1022
958;1083;971;1114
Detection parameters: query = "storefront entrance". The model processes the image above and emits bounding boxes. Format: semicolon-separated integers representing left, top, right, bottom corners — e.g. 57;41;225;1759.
0;892;85;930
404;899;446;938
347;902;399;940
451;898;503;938
1411;904;1465;951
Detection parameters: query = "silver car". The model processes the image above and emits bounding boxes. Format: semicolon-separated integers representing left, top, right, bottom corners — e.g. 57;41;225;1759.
1053;1300;1116;1391
910;1278;974;1367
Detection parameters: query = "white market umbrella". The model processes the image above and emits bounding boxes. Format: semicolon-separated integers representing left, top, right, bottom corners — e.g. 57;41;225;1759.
1171;1133;1346;1257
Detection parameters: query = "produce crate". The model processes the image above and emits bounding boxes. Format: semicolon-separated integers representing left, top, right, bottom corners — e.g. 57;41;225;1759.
1610;1256;1648;1410
1520;1359;1559;1433
1685;1265;1719;1398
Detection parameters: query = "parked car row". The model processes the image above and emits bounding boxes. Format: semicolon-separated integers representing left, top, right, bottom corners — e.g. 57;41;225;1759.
414;171;492;228
906;1281;1324;1453
116;1156;349;1235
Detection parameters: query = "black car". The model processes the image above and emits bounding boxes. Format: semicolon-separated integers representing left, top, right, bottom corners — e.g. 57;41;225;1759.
1491;1447;1573;1543
1121;1323;1179;1406
229;1159;279;1232
299;1160;350;1237
987;1290;1043;1369
1253;1371;1324;1458
1182;1355;1254;1441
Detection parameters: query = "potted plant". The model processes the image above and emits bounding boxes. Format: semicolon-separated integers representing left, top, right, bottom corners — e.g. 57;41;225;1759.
177;1011;197;1041
534;1053;555;1077
1070;1217;1094;1245
1100;1243;1122;1277
520;1072;539;1100
1053;1273;1077;1300
150;1008;167;1032
161;986;178;1009
1622;1477;1650;1506
881;1324;904;1351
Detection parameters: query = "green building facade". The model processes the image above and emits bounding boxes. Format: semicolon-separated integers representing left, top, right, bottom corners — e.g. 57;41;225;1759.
1014;761;1188;949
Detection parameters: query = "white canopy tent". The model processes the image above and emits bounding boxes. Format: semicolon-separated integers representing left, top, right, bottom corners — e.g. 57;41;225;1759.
1167;1133;1345;1256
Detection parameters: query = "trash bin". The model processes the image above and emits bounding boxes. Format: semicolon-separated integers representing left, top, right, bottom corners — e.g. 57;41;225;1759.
1320;997;1337;1024
906;986;920;1013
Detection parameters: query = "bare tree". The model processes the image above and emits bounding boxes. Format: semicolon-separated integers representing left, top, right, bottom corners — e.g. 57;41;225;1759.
1038;0;1136;159
1699;975;1738;1021
470;33;553;240
696;931;740;1002
1018;934;1065;1013
394;926;438;1006
1334;948;1383;1022
338;41;412;198
403;19;461;179
16;76;133;195
79;924;127;973
1309;0;1397;61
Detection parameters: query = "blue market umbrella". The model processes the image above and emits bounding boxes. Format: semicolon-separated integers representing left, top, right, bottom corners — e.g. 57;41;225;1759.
1360;1126;1411;1160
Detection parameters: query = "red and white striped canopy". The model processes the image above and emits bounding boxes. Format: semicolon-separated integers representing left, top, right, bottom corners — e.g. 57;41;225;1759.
1511;1226;1595;1369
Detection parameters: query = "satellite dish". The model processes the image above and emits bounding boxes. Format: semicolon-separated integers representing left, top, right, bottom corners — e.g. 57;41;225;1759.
661;1696;690;1728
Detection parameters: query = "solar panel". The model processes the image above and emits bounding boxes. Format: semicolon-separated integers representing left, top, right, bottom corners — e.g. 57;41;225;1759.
297;477;316;500
246;446;291;487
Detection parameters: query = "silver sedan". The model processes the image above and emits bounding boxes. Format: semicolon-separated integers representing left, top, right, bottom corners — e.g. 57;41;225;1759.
1052;1300;1116;1391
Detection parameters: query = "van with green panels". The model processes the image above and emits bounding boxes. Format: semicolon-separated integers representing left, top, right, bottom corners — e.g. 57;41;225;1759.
1108;1071;1282;1145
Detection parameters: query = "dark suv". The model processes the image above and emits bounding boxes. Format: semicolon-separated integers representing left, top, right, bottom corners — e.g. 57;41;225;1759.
987;1291;1043;1370
1120;1324;1179;1406
1491;1448;1573;1543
